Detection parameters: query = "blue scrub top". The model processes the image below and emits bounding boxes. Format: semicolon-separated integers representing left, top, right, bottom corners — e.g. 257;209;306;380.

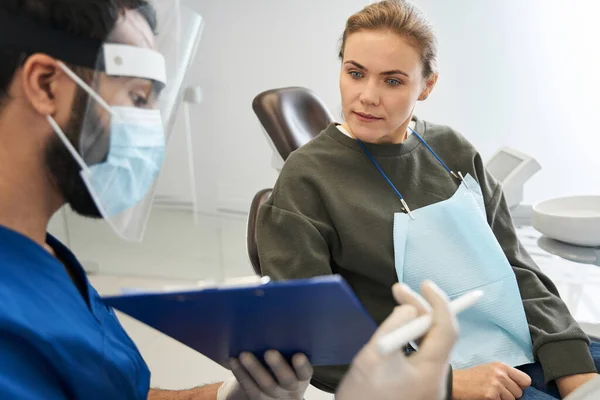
0;225;150;399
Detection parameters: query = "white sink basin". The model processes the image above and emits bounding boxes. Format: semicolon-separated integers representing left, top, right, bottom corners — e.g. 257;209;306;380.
533;196;600;247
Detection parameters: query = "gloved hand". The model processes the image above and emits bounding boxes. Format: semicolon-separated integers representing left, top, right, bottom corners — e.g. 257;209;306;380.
336;281;458;400
217;350;312;400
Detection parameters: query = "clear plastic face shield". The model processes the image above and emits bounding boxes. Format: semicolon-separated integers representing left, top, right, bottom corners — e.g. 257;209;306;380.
49;2;203;242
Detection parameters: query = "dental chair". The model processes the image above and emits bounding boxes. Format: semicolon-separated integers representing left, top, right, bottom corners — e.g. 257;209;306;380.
246;87;334;273
247;188;273;275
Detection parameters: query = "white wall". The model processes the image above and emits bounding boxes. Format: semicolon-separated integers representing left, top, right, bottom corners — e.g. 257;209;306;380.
156;0;600;215
155;0;369;213
410;0;600;204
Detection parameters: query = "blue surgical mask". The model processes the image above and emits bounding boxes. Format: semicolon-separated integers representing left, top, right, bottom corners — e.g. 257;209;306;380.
48;102;166;218
83;106;166;217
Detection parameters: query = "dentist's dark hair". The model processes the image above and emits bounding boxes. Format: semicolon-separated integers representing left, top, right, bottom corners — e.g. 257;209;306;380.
0;0;156;112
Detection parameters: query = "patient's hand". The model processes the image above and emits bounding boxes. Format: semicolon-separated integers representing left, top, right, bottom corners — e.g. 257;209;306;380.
452;363;531;400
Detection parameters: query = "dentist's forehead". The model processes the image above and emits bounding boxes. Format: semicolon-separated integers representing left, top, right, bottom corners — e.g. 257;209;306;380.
107;8;156;50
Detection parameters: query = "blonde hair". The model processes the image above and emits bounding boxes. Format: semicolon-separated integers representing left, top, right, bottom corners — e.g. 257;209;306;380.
339;0;439;78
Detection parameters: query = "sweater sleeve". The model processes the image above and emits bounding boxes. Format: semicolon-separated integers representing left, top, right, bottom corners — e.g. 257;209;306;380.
256;152;336;280
255;154;348;393
256;204;333;279
472;152;596;382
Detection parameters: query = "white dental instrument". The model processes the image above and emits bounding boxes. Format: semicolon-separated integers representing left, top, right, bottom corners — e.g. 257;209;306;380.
378;289;484;356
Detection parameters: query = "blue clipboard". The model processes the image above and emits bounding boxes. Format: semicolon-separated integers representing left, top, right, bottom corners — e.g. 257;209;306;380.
102;275;377;367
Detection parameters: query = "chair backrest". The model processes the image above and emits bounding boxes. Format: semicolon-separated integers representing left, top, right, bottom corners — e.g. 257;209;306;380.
252;87;335;161
246;188;273;275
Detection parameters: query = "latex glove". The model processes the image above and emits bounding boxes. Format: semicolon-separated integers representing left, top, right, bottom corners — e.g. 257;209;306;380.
217;350;312;400
452;363;531;400
336;280;458;400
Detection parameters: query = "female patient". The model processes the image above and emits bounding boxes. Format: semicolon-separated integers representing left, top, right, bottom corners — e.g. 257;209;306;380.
256;1;599;399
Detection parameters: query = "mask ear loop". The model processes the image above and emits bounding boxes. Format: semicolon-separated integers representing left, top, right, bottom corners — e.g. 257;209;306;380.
46;115;90;173
46;62;118;174
56;61;116;117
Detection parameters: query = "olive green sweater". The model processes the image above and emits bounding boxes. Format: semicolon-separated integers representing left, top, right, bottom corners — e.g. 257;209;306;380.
256;117;596;392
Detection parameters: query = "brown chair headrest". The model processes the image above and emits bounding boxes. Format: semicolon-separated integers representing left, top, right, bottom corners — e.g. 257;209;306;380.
252;87;335;161
247;188;273;275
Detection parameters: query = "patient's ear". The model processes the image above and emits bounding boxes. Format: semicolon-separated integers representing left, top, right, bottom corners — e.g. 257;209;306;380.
419;73;439;101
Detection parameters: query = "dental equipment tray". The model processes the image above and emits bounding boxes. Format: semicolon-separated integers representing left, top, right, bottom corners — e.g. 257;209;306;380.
102;275;377;367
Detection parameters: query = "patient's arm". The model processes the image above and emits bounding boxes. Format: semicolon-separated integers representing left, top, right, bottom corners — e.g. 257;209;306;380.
148;384;221;400
472;151;596;382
